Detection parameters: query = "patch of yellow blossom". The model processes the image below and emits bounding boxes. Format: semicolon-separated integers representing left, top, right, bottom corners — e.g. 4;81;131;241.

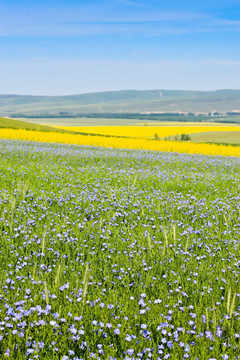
57;125;240;139
0;128;239;157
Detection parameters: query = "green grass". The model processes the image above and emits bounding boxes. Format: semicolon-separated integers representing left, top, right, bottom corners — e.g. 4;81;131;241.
0;139;239;359
0;117;71;133
165;130;240;145
15;117;159;126
14;116;240;127
189;131;240;145
0;117;133;138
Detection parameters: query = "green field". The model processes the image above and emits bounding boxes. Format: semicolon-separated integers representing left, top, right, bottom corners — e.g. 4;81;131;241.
166;130;240;145
16;117;161;127
189;131;240;145
14;116;240;127
0;117;71;133
0;139;239;359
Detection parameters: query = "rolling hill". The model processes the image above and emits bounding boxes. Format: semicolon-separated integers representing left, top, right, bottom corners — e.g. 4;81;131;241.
0;89;240;116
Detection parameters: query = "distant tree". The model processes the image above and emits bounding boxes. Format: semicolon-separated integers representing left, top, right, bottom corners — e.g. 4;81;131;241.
180;134;191;141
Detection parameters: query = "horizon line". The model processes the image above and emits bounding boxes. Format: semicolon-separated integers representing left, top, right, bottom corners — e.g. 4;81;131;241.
1;88;240;97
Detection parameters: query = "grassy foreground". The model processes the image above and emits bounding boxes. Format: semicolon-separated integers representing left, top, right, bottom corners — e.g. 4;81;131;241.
0;139;240;359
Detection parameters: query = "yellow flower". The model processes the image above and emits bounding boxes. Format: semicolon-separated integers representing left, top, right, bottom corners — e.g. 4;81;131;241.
0;128;239;157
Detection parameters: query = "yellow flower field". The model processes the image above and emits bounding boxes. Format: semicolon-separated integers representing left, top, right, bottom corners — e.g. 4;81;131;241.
0;128;239;157
57;125;240;139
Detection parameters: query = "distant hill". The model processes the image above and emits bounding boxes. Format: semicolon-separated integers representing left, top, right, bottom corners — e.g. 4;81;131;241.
0;90;240;116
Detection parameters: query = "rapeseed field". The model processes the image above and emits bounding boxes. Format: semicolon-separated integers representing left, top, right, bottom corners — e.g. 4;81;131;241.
0;128;239;157
58;125;240;139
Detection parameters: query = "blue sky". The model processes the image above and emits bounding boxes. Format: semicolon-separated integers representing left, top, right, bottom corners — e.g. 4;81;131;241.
0;0;239;95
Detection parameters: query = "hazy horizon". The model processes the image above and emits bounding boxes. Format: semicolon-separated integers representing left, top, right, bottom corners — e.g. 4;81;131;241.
1;88;240;97
1;0;239;95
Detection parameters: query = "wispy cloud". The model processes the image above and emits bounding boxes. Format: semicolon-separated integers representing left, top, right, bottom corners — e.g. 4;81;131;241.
1;0;239;37
1;15;239;37
115;0;146;7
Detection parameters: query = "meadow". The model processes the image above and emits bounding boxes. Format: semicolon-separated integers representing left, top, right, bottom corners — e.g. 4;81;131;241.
0;139;240;359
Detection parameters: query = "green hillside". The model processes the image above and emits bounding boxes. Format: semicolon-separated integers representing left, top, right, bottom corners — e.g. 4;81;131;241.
0;89;240;116
0;117;67;132
0;117;129;138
